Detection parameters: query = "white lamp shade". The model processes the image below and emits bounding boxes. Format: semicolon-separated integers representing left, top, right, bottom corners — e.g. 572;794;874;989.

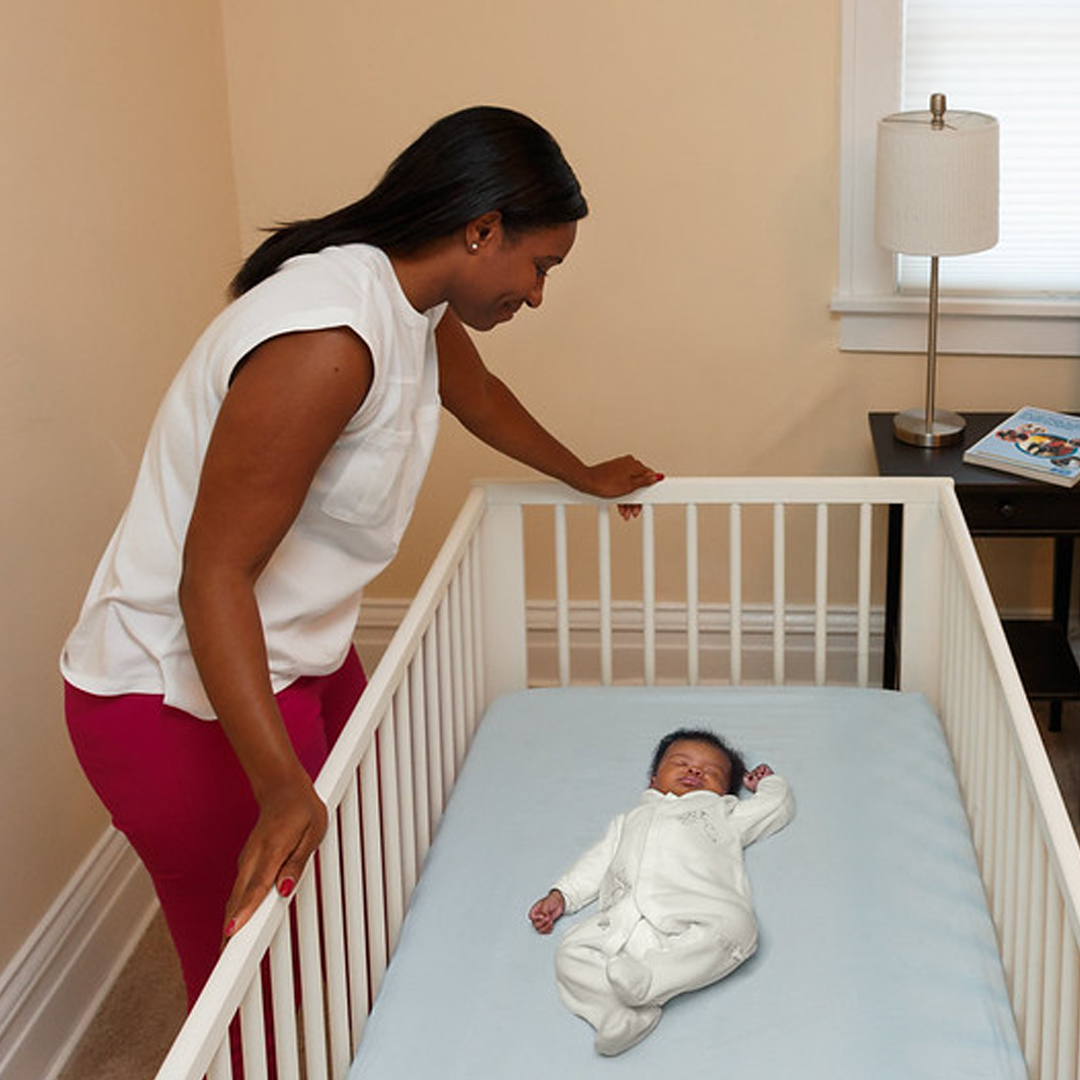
875;107;999;256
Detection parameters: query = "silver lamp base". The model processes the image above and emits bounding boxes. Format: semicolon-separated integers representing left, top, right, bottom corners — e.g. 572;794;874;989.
893;407;966;448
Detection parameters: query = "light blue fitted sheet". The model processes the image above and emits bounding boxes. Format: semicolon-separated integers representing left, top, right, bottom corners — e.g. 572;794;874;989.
349;687;1027;1079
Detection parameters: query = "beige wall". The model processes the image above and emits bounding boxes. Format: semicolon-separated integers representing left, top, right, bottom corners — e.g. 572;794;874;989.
220;0;1080;601
0;3;240;969
3;0;1077;975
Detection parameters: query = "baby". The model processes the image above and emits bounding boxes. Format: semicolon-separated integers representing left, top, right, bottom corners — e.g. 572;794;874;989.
529;727;794;1055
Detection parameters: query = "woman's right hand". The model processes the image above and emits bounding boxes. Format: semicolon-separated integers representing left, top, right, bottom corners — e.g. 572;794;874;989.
223;774;328;938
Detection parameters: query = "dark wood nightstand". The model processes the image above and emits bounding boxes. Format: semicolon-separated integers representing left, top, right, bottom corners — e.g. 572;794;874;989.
870;412;1080;729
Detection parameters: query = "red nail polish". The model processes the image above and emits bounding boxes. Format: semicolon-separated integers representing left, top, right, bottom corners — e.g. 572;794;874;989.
279;877;295;898
224;919;237;937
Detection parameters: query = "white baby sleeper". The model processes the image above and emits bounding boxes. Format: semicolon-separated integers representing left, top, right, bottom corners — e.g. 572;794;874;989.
551;775;794;1054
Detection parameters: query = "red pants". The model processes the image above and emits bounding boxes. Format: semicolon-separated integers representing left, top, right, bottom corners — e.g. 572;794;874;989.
64;650;366;1010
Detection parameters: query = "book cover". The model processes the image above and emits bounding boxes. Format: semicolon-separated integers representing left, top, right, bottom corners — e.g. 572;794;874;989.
962;406;1080;487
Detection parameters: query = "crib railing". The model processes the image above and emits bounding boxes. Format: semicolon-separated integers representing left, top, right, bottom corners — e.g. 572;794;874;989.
153;478;1080;1080
154;489;490;1080
477;476;897;695
933;491;1080;1080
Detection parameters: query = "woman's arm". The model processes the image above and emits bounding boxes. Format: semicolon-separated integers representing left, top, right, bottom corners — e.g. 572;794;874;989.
436;311;662;499
179;326;373;937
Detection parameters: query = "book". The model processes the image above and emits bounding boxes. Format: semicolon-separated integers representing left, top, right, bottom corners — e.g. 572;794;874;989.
962;406;1080;487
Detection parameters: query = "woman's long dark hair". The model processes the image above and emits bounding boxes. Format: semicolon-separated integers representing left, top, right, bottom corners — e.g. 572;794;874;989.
229;106;588;297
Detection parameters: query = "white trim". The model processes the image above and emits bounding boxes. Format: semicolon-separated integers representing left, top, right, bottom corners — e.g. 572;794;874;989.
836;0;902;303
833;296;1080;357
357;597;885;688
833;0;1080;358
0;829;158;1080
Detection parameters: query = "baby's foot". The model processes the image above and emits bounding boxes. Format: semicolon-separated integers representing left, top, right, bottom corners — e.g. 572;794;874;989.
606;954;653;1006
594;1004;662;1056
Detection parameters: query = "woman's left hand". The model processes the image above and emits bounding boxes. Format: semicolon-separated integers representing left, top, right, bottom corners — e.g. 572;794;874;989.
435;314;663;517
577;456;664;520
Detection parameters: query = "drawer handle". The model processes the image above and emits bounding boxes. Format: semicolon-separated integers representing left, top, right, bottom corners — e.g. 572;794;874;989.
998;502;1015;519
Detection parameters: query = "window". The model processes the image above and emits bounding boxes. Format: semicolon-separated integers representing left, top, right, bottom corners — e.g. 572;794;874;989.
833;0;1080;356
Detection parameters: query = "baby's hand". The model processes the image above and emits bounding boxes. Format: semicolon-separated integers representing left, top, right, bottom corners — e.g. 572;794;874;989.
743;764;774;793
528;889;566;934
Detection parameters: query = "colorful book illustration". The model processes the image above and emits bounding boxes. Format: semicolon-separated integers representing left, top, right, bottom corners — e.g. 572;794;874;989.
962;406;1080;487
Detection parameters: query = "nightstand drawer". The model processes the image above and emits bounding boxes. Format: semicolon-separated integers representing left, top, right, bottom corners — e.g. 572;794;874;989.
960;489;1080;534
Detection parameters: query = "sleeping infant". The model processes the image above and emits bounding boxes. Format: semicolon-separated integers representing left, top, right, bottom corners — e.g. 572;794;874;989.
528;727;794;1056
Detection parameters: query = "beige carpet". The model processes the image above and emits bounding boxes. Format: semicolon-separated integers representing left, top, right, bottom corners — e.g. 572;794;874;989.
58;701;1080;1079
57;911;185;1080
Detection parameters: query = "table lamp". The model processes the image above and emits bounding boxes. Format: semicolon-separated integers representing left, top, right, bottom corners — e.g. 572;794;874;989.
876;93;999;447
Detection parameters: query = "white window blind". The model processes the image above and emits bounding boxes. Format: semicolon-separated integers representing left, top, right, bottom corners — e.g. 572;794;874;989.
899;0;1080;297
833;0;1080;356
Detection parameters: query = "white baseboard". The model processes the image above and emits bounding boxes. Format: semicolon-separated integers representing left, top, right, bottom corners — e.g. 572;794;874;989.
356;597;886;687
0;828;157;1080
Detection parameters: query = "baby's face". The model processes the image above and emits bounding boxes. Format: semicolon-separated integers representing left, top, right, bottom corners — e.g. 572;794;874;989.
650;740;732;797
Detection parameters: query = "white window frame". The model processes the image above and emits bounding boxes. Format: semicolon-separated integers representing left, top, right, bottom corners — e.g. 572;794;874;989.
832;0;1080;358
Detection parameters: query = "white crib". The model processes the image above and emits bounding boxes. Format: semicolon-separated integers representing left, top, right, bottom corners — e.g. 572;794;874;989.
153;477;1080;1080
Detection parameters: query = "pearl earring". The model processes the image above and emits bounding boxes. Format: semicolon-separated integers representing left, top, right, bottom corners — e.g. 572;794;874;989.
469;241;479;252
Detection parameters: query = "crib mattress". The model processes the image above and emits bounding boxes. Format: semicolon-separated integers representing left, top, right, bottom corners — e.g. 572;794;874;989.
348;686;1026;1079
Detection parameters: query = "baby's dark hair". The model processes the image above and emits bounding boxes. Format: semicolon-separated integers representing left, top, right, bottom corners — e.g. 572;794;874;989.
649;728;747;795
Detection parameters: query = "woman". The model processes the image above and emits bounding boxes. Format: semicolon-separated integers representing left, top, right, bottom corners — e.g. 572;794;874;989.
61;105;661;1009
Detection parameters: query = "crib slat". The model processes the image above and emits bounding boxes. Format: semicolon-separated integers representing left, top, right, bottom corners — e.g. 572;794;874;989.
467;537;486;711
360;747;388;996
642;503;656;686
729;504;742;685
856;503;871;687
971;690;994;879
409;655;431;866
319;811;351;1080
1014;782;1036;1046
1042;883;1065;1080
240;978;268;1080
598;506;613;684
1058;936;1079;1080
1026;829;1049;1076
991;703;1010;937
379;709;405;953
813;503;827;686
964;585;981;796
773;503;785;684
423;631;445;824
340;778;369;1050
450;577;467;769
460;550;478;736
969;648;992;834
686;503;700;686
1002;755;1022;998
394;682;418;901
554;505;570;685
297;875;329;1080
436;602;454;802
268;916;302;1080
